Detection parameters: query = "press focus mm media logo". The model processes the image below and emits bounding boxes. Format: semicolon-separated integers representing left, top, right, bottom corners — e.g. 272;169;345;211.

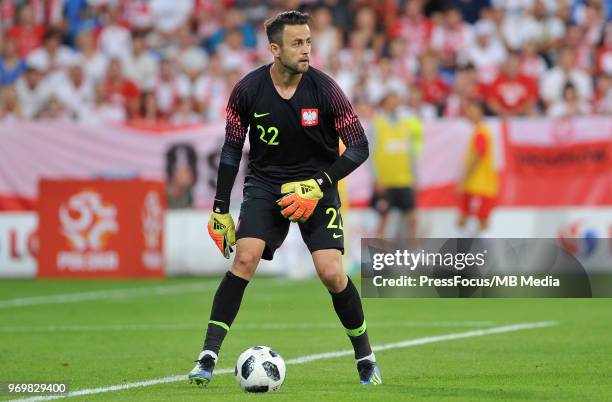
56;191;119;271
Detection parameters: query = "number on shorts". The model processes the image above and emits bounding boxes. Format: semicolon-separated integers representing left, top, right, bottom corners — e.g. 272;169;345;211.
325;207;343;230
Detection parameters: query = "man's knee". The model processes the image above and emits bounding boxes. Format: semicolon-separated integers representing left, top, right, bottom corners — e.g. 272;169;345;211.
231;251;259;279
229;238;265;279
317;260;346;292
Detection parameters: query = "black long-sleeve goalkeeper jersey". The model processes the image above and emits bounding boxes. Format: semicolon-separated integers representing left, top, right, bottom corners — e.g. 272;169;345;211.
214;64;369;211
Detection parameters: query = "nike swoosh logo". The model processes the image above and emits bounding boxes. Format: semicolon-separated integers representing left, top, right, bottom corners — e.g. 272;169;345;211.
253;112;270;118
333;233;343;239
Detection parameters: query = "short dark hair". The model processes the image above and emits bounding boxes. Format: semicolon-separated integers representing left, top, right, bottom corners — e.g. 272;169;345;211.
264;11;310;45
43;29;62;43
131;29;147;40
563;81;576;93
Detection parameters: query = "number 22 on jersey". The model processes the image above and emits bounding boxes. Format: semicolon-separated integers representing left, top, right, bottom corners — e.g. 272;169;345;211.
257;125;280;145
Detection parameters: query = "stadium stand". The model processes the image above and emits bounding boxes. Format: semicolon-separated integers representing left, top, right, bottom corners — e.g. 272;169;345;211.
0;0;610;123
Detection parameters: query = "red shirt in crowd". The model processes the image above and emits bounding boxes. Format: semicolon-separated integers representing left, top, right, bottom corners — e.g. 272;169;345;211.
105;79;140;108
390;16;432;59
6;24;45;58
596;46;612;75
486;74;538;115
419;77;449;106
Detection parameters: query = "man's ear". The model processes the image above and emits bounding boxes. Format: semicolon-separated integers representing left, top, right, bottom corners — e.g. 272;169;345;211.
270;42;281;58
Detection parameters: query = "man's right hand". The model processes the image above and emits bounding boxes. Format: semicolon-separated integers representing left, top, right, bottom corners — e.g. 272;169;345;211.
207;212;236;259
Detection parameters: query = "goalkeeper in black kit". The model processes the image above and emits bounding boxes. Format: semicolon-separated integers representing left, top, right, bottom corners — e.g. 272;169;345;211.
188;11;382;387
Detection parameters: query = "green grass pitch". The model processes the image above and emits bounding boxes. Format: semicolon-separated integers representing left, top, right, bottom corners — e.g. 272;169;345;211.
1;277;611;401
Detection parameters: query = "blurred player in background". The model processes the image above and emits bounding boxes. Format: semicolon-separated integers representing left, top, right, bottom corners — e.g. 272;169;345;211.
189;11;381;387
371;91;423;239
457;102;499;236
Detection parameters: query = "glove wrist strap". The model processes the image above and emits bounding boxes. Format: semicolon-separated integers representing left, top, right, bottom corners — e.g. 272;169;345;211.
213;199;229;214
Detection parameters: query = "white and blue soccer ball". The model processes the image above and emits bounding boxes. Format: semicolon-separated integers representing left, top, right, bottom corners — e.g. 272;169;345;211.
235;346;286;392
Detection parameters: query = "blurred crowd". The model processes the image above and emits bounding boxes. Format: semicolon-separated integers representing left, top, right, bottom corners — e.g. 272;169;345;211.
0;0;611;124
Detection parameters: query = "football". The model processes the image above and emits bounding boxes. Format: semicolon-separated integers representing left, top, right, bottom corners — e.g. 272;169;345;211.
235;346;286;392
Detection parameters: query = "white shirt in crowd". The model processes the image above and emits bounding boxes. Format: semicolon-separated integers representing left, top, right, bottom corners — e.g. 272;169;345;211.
122;51;159;91
539;67;593;104
216;44;255;75
153;74;191;113
594;88;612;114
150;0;193;33
491;0;534;15
15;75;52;119
547;100;591;117
520;53;547;79
430;23;474;64
170;46;208;76
503;13;565;50
123;0;154;29
98;24;132;60
85;104;126;125
312;27;341;67
82;52;108;83
365;71;408;104
193;74;228;122
27;45;77;71
331;69;357;101
522;15;565;45
54;72;95;120
466;40;507;84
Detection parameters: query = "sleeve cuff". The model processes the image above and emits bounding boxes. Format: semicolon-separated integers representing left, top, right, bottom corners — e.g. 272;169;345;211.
314;172;333;190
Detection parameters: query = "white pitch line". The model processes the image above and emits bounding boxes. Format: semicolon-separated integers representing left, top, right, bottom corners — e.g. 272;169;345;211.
0;321;497;333
0;283;218;308
0;278;287;309
236;321;496;329
286;321;558;365
10;321;558;402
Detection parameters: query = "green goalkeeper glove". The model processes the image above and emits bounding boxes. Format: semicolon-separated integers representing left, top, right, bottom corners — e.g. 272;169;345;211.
277;179;324;222
207;212;236;259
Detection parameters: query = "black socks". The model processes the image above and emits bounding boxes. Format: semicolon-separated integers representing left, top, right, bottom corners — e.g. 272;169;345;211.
203;272;372;361
203;271;249;354
330;277;373;360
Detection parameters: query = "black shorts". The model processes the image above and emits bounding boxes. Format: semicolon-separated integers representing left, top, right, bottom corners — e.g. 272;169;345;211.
371;187;415;214
236;181;344;260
